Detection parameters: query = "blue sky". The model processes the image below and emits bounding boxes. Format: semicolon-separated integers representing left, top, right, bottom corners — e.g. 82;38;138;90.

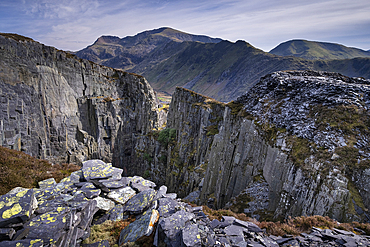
1;0;369;52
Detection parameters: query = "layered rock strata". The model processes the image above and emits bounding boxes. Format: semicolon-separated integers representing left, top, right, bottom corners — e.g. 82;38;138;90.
0;33;159;166
1;159;369;247
147;71;370;223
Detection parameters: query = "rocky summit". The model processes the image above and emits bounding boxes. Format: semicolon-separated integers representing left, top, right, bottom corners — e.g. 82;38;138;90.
0;159;369;247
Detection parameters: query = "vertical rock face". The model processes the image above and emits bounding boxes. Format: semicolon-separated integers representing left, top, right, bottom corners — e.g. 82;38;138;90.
0;34;159;167
160;71;370;223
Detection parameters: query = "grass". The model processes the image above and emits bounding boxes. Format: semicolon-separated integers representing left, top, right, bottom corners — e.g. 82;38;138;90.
0;146;80;195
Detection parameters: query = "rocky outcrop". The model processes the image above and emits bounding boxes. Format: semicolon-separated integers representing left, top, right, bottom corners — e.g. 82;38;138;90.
0;33;160;167
1;159;369;247
148;71;370;223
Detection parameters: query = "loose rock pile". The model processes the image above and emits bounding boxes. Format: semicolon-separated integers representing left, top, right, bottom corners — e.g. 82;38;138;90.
0;159;369;246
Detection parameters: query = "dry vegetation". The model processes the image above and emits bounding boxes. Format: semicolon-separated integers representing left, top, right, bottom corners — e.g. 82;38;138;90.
196;204;370;236
0;146;80;195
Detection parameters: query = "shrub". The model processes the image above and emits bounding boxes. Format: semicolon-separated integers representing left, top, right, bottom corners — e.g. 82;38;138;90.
158;128;176;148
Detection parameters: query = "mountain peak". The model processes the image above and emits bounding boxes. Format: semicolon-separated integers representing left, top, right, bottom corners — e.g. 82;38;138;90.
270;39;370;60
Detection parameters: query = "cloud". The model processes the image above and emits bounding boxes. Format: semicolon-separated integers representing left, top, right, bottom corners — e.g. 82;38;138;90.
1;0;369;51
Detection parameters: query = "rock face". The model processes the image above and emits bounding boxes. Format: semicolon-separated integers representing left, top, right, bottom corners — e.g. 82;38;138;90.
1;159;369;247
0;33;160;167
139;71;370;223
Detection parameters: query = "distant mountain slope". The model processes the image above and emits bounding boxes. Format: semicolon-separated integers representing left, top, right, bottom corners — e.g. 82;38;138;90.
270;39;370;60
76;29;370;102
76;27;222;71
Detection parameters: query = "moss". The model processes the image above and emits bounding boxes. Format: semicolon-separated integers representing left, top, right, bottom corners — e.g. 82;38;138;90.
157;128;176;148
143;170;150;179
226;101;244;115
206;124;219;136
228;193;253;213
143;153;152;163
311;104;369;135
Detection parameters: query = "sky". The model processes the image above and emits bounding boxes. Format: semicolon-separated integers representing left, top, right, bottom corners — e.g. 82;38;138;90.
0;0;369;52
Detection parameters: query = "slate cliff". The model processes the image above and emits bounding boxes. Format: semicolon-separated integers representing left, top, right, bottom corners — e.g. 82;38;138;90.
0;33;160;167
139;72;370;224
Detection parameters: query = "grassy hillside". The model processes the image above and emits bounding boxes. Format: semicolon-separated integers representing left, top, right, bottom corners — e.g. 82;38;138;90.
270;39;370;60
0;146;80;195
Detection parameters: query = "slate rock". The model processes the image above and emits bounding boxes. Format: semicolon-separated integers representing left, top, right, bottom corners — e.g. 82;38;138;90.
0;189;37;227
0;239;44;247
106;204;129;222
82;160;114;180
119;209;159;245
224;224;244;236
128;176;156;188
157;210;195;246
38;178;56;189
23;207;71;244
107;186;136;205
163;193;177;200
155;185;168;200
157;197;179;218
181;223;202;247
123;189;157;214
100;180;126;189
93;197;115;211
210;219;221;229
0;228;15;241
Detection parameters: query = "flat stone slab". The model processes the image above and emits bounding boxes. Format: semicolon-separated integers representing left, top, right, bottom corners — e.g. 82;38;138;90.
123;189;157;214
181;223;202;247
158;210;195;246
119;209;159;245
23;207;71;244
0;189;37;227
38;178;56;189
93;197;115;211
82;160;115;180
157;197;179;217
107;186;136;205
0;239;44;247
101;180;126;189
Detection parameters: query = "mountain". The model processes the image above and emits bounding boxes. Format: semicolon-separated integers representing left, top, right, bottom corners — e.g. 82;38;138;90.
77;28;370;102
75;27;222;71
270;39;370;60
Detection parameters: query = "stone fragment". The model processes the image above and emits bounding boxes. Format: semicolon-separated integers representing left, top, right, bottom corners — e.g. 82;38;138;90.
128;176;156;188
0;239;43;247
155;185;168;199
0;189;37;227
157;210;195;246
181;223;202;247
123;189;157;214
82;160;114;180
93;197;115;211
100;180;126;189
131;182;152;192
0;228;15;241
107;186;136;205
157;197;179;217
23;207;71;244
224;224;244;236
119;209;159;245
38;178;56;189
163;193;177;200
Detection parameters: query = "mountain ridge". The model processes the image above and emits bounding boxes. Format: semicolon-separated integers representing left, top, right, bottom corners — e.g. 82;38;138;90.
270;39;370;60
76;28;370;102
